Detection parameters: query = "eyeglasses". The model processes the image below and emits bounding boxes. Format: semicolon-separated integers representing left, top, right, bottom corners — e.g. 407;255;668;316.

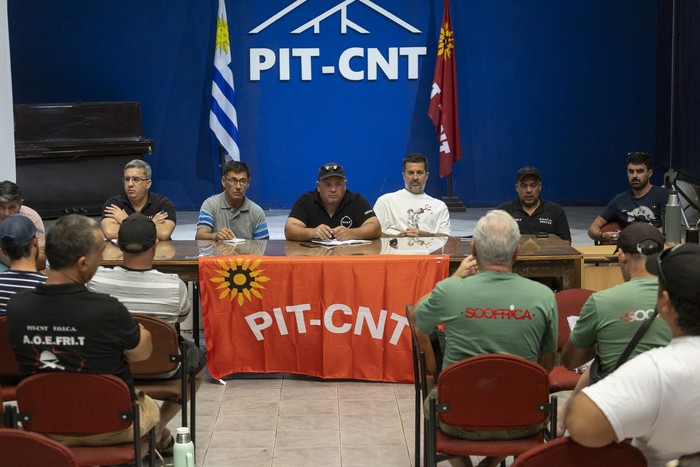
223;176;249;187
122;177;149;184
320;165;342;175
656;245;676;285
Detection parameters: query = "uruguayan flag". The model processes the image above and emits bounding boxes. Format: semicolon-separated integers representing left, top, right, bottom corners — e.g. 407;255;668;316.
210;0;240;161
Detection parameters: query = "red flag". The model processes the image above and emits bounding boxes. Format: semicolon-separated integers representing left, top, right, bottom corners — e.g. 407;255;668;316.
429;0;462;178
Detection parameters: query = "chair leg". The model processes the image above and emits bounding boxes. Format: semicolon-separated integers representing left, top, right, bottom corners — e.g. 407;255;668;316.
192;281;200;348
190;370;196;445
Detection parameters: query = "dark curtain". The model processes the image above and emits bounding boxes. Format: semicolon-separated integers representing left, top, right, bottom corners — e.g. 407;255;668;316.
657;0;700;184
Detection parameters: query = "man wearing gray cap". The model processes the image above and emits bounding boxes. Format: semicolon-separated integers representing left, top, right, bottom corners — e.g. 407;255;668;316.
497;166;571;242
0;214;45;315
284;162;381;241
567;243;700;466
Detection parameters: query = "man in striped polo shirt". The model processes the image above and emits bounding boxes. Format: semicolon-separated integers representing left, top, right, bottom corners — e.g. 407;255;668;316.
0;214;46;316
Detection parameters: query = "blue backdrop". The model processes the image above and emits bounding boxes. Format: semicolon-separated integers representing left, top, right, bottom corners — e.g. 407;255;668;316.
8;0;659;210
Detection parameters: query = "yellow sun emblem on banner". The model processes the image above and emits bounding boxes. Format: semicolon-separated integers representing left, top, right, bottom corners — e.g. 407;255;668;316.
215;16;230;55
210;258;269;305
437;23;454;59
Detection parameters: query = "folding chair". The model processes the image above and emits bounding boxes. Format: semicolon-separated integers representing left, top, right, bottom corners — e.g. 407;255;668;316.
15;372;155;467
406;304;435;467
0;316;21;401
0;428;79;467
130;314;198;442
511;437;647;467
426;354;557;467
548;288;594;392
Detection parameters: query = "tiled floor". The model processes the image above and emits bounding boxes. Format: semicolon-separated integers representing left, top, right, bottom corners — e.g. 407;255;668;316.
168;207;591;467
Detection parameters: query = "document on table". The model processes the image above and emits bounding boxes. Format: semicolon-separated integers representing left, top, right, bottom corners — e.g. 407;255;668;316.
311;239;371;246
220;238;246;244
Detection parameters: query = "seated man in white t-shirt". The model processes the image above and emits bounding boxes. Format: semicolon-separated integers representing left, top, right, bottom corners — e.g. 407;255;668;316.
0;181;46;270
567;243;700;467
373;153;450;237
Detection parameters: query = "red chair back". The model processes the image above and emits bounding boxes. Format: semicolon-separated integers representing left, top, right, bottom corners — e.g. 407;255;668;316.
555;289;594;350
0;428;79;467
0;317;20;376
16;372;134;436
511;437;648;466
437;354;550;431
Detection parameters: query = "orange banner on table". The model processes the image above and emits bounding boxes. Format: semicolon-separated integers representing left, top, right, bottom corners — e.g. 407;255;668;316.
198;254;449;382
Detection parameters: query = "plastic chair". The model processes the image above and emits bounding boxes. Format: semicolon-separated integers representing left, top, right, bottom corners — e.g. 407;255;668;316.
511;437;647;466
0;316;21;401
0;428;80;467
130;314;198;442
426;354;557;467
548;289;594;392
15;372;155;467
406;304;433;467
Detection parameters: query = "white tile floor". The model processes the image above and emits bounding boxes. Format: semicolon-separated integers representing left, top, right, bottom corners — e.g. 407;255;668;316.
169;208;589;466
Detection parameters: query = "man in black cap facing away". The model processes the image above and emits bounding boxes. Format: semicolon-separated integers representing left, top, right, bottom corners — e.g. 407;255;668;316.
284;162;381;241
497;166;571;242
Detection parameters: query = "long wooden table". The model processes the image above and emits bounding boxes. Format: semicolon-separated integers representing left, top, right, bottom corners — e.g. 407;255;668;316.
102;235;582;288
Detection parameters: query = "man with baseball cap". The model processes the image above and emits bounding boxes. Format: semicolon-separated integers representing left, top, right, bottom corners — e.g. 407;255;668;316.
556;222;671;435
0;214;45;315
567;242;700;466
284;162;381;241
497;166;571;242
89;213;206;453
0;180;46;270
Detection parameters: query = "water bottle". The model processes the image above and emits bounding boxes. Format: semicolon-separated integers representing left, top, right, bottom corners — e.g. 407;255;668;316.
173;427;195;467
665;188;682;245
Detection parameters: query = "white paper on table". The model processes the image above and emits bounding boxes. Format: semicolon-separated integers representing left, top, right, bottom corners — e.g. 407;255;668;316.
311;239;371;246
220;238;245;244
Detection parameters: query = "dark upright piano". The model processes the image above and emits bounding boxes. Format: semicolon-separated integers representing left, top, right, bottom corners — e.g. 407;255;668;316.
14;102;154;218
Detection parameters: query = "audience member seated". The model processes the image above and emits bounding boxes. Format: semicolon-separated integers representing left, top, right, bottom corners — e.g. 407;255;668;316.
0;215;46;316
89;213;206;453
587;152;667;243
6;215;164;449
415;209;558;467
0;181;46;270
101;159;176;241
196;160;268;240
567;243;700;467
284;162;381;241
497;166;571;242
373;153;450;237
557;223;671;436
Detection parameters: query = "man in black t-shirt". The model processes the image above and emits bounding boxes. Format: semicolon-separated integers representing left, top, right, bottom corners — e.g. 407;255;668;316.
102;159;177;241
284;162;381;241
497;166;572;242
7;215;163;448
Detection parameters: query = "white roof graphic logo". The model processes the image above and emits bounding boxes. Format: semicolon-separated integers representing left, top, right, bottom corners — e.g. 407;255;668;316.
250;0;421;35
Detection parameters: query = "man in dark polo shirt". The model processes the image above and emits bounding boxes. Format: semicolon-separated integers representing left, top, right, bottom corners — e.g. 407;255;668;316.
101;159;177;241
284;162;381;241
497;166;571;242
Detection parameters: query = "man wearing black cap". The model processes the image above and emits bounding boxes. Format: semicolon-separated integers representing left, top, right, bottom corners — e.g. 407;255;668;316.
0;214;45;315
89;213;206;452
497;166;571;242
284;162;381;241
556;222;671;436
587;152;668;243
567;243;700;466
90;213;191;324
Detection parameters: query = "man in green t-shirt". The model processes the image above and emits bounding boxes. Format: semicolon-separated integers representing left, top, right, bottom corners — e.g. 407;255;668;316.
416;210;558;467
558;222;671;436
